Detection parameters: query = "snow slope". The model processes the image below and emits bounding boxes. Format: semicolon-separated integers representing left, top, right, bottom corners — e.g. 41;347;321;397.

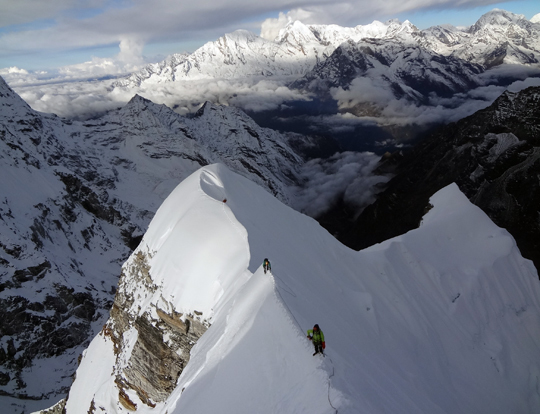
63;164;540;414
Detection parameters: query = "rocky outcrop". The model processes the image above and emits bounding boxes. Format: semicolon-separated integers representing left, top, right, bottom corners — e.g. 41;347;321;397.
34;399;66;414
94;250;209;409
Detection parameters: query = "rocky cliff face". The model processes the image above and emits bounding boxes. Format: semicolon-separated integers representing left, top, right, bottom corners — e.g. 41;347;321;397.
341;86;540;273
99;249;209;410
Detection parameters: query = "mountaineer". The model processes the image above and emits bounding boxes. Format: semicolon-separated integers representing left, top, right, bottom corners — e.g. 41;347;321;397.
307;324;325;355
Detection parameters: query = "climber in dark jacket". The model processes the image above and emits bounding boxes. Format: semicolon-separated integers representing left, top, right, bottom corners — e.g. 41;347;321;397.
307;324;325;355
263;258;271;274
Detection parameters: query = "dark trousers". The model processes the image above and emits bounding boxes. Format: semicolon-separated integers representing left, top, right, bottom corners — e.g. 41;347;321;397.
313;342;323;354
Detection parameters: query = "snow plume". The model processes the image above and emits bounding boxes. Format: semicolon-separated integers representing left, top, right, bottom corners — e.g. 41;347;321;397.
292;151;389;217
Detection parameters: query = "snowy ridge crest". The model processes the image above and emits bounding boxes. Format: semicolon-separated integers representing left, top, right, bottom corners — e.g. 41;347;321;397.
64;165;540;414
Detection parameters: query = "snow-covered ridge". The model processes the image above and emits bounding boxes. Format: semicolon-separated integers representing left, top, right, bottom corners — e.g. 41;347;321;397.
64;164;540;414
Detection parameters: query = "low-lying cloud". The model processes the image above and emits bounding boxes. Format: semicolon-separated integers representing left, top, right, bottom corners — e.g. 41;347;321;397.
328;66;540;127
4;71;313;119
292;151;390;218
4;61;539;134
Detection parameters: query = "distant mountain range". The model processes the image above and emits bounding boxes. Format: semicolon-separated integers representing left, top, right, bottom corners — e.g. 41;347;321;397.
114;9;540;130
117;10;540;88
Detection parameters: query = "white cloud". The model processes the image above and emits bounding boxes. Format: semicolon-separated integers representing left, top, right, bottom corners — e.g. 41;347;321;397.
331;77;395;109
16;79;131;119
260;9;316;40
1;66;28;74
292;151;390;217
6;74;311;120
507;77;540;92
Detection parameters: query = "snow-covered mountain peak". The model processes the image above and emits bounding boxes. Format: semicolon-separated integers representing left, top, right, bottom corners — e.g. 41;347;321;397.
121;93;153;110
532;13;540;24
194;100;257;125
354;20;390;39
385;19;420;42
219;29;261;45
471;9;527;32
276;20;317;43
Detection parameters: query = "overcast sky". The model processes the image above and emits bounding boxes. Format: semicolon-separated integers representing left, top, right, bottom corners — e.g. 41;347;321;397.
0;0;538;73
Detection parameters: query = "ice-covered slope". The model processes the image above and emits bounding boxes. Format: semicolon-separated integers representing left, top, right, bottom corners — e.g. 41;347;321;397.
64;164;540;414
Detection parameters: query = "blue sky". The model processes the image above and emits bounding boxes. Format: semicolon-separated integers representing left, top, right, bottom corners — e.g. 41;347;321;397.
0;0;538;73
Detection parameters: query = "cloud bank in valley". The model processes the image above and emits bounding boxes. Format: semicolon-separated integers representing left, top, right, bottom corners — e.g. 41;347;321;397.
328;66;540;127
292;151;390;218
5;63;540;129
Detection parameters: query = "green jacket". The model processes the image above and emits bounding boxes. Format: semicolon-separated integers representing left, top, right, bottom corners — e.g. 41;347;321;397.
307;328;325;344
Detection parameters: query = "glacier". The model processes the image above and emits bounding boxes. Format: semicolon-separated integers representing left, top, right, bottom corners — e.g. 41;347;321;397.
62;164;540;414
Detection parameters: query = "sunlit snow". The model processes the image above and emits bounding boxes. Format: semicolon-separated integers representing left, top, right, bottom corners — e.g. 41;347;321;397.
64;164;540;414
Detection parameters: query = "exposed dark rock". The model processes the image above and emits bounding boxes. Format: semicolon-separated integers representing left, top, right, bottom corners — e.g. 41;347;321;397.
0;284;97;383
0;372;10;386
340;86;540;274
57;173;124;225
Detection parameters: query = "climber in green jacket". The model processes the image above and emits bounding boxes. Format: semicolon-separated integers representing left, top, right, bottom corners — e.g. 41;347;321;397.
307;324;325;355
263;258;271;274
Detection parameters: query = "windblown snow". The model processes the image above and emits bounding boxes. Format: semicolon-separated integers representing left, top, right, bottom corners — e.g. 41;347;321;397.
64;164;540;414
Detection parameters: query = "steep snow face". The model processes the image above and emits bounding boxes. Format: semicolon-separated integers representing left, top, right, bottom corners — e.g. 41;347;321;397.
65;164;540;414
